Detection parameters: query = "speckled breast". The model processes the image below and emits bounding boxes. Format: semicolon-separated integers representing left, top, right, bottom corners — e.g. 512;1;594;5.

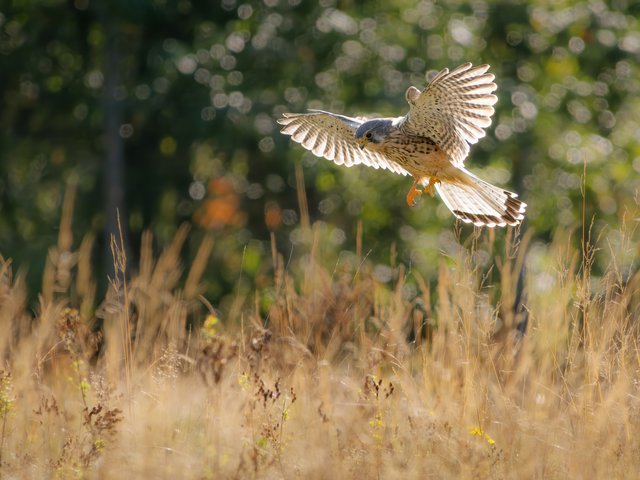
379;130;452;179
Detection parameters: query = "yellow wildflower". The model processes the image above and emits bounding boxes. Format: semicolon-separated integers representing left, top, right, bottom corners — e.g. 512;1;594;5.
237;372;250;390
469;426;495;445
202;314;219;338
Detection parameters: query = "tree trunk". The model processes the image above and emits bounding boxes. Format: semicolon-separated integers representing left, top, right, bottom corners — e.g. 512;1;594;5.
102;11;129;280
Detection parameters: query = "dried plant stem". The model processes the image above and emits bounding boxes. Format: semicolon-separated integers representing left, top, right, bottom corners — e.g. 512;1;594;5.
295;163;310;235
110;210;133;414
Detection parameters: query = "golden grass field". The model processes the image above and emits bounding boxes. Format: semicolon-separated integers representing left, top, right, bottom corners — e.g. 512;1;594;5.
1;196;640;479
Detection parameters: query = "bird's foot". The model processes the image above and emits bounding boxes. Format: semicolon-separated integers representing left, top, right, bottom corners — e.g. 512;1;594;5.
424;177;441;198
406;183;423;207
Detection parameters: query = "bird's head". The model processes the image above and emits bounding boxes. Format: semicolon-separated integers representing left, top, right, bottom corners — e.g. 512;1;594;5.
355;119;393;150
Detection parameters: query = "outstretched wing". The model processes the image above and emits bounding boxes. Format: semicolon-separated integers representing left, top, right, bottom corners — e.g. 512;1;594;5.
277;110;409;176
403;63;498;165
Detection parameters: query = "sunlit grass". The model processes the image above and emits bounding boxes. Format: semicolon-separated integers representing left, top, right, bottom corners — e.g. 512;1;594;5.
0;200;639;478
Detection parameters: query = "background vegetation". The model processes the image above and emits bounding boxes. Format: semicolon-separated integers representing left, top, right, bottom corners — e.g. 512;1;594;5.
3;0;640;302
1;0;640;477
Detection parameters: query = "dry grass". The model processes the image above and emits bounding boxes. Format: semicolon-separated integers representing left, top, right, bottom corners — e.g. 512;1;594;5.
1;204;640;479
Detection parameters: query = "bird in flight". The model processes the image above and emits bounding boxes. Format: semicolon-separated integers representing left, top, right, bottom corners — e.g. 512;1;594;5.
277;63;526;227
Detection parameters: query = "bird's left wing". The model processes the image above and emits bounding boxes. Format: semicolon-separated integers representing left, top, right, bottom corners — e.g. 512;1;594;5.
402;63;498;165
277;110;409;176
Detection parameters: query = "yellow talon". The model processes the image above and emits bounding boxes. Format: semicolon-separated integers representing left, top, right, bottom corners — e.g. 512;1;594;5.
406;181;423;207
407;177;440;206
424;177;440;198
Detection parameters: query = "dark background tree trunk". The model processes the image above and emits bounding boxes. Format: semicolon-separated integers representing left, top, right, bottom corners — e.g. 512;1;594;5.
102;11;129;280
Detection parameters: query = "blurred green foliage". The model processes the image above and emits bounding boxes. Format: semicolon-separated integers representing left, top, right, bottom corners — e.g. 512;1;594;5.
1;0;639;307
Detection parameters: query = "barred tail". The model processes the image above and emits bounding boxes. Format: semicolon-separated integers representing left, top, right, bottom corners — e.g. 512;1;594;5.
435;168;526;228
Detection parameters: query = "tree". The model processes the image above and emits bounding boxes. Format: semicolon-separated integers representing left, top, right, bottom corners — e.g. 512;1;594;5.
1;0;639;305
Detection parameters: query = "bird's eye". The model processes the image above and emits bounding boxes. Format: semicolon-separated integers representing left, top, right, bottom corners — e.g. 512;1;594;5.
365;132;372;139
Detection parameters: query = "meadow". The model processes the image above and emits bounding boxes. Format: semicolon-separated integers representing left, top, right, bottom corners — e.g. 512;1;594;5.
3;1;640;478
1;192;639;479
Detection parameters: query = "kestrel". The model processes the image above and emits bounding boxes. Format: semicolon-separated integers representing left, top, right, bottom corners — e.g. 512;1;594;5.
277;63;526;227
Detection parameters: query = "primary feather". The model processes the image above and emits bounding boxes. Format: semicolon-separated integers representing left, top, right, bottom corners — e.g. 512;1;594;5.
277;110;409;175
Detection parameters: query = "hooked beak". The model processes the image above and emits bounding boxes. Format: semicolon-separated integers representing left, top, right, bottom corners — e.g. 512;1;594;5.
357;138;366;150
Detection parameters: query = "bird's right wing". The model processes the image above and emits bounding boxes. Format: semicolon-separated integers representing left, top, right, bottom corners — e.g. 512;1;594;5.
277;110;409;176
403;63;498;166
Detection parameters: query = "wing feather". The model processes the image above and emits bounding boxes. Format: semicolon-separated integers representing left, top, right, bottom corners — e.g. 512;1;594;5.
402;63;498;165
277;110;410;176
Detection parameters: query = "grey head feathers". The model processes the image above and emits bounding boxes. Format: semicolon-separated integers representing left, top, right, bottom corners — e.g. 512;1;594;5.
355;119;394;144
